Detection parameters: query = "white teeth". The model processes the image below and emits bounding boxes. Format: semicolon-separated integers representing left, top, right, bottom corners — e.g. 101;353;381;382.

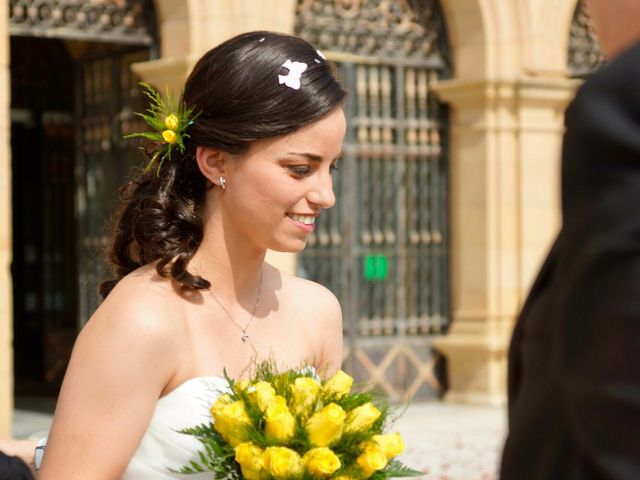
289;214;316;225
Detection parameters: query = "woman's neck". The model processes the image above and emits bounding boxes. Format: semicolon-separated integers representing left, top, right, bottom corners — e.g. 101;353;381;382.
189;212;266;305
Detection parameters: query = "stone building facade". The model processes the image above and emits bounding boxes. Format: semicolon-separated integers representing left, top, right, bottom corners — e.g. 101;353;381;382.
0;0;601;436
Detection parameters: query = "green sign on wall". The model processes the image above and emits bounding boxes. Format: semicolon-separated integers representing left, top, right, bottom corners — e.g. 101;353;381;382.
363;255;389;281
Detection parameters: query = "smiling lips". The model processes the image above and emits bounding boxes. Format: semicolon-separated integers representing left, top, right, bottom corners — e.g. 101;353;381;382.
288;213;316;225
287;213;317;231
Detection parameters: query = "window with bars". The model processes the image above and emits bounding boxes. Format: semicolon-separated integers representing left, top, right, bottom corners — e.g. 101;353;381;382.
295;0;452;400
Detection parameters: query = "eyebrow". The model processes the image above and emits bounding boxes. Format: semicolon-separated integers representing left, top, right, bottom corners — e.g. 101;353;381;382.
286;152;343;162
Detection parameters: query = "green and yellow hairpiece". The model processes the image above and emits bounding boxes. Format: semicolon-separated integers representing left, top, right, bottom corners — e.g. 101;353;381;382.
125;81;199;175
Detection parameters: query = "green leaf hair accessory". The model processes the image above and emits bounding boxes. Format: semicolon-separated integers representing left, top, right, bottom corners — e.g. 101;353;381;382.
124;81;199;175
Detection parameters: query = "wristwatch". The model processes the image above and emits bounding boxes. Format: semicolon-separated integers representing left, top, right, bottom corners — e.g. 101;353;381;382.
34;437;47;471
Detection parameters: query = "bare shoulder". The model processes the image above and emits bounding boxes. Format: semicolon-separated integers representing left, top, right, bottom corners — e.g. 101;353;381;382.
273;265;342;322
268;264;343;375
42;266;192;477
79;265;188;370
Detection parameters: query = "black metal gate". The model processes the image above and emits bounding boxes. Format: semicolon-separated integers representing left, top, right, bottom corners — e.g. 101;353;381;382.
295;0;452;401
75;48;153;322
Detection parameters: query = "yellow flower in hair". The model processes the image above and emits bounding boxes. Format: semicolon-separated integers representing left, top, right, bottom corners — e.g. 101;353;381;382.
162;129;177;144
264;396;296;442
306;403;345;447
303;447;341;477
125;82;199;175
322;370;353;399
372;432;405;459
235;442;266;480
164;113;179;130
262;446;303;479
345;402;381;433
356;442;388;477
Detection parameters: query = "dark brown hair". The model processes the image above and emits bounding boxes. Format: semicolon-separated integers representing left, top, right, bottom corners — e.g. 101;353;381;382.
99;31;346;299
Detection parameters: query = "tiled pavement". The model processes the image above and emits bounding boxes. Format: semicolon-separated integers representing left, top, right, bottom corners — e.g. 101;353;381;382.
13;401;507;480
394;403;507;480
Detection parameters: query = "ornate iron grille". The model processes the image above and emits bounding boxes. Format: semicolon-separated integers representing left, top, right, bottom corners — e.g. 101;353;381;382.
296;0;451;401
76;49;151;323
9;0;155;48
567;0;604;77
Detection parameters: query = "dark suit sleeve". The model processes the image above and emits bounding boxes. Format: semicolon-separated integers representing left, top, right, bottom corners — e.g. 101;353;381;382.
0;452;35;480
557;43;640;479
559;198;640;479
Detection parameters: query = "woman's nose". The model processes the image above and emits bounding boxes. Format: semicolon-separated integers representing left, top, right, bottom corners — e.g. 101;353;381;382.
307;173;336;209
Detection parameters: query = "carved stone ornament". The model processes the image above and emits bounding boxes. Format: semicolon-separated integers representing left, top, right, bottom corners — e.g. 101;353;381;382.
9;0;154;45
295;0;450;62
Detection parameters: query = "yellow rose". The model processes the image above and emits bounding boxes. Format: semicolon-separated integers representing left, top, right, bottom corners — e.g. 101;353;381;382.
235;442;265;480
345;402;381;433
372;433;405;459
356;443;388;477
306;403;345;447
233;379;250;395
332;476;353;480
262;447;303;479
164;113;179;130
210;394;232;418
162;129;177;144
290;377;321;415
248;381;276;412
322;370;353;399
303;447;341;477
264;396;296;442
211;399;251;446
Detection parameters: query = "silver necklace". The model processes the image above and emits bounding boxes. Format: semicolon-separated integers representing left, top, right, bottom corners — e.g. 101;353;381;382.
208;269;263;343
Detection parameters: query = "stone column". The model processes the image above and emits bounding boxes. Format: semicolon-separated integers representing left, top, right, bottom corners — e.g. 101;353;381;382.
0;1;13;437
432;76;578;405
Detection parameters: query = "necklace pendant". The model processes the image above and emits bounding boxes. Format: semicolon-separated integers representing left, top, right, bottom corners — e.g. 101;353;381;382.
241;333;249;343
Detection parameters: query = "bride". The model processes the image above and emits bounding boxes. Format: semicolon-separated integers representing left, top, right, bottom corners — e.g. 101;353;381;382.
38;31;347;479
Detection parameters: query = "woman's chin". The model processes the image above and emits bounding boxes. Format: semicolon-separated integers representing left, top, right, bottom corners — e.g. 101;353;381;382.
268;238;309;254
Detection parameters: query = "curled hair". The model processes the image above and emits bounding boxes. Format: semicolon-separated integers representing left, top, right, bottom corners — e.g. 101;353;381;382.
99;31;346;299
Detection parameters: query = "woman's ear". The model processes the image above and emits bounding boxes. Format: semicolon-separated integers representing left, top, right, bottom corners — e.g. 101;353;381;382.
195;146;228;187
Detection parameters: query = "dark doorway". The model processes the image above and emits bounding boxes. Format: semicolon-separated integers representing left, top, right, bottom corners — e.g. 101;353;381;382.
11;36;77;402
10;36;152;409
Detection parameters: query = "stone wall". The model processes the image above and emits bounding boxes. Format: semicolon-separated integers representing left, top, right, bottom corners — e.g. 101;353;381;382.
0;0;13;437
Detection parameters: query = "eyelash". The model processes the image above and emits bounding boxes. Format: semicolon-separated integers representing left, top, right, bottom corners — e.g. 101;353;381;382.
286;164;339;177
287;166;312;177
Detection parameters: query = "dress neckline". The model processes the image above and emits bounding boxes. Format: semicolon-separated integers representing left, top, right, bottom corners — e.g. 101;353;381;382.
159;375;227;401
159;365;319;401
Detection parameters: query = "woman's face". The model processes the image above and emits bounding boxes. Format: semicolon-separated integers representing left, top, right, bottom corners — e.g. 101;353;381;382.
221;107;347;252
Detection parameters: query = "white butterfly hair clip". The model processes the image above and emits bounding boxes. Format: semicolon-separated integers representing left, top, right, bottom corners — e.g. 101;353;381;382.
278;60;308;90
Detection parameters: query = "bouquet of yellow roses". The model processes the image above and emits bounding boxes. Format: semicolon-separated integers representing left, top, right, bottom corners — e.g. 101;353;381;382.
177;362;422;479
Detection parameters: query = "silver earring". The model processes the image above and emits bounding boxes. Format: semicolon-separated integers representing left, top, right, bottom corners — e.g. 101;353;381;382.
219;176;226;191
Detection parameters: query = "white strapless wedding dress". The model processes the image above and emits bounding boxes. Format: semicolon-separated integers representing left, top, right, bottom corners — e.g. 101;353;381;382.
121;376;228;479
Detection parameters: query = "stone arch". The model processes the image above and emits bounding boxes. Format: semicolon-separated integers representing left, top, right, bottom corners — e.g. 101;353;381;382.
152;0;191;58
438;0;488;78
152;0;297;60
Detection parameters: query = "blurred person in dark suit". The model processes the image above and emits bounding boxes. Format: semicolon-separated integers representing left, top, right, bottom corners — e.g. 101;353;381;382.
0;440;35;480
501;1;640;478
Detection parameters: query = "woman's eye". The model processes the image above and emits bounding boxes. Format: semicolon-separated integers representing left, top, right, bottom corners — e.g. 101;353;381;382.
287;165;312;176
